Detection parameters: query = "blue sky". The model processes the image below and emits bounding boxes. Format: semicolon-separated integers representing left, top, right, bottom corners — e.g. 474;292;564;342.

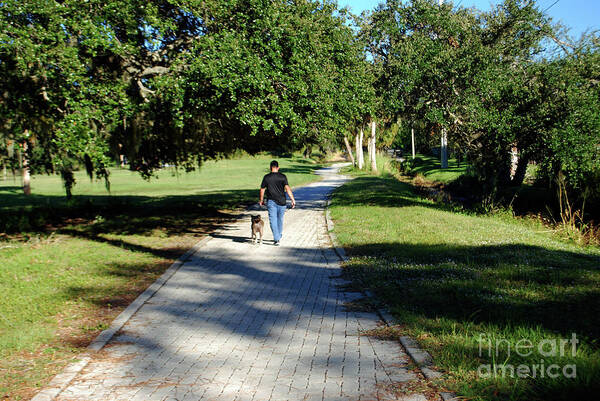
340;0;599;39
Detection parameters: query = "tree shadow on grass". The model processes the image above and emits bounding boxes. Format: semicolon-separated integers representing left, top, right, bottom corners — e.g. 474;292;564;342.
413;163;465;177
343;241;600;340
0;189;256;236
346;241;599;270
289;158;320;165
279;164;324;176
333;174;600;338
0;185;23;194
331;175;438;209
0;156;326;236
343;242;600;401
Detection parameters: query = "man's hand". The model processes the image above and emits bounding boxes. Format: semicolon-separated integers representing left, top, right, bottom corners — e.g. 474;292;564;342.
259;199;264;206
285;185;295;209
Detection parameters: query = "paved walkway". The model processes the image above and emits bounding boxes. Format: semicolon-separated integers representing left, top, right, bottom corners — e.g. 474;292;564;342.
40;164;420;401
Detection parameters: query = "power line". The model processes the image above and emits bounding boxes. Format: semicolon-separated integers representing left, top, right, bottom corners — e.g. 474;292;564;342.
543;0;560;13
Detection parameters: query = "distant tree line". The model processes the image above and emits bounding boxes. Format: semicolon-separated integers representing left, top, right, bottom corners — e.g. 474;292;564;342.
1;0;598;211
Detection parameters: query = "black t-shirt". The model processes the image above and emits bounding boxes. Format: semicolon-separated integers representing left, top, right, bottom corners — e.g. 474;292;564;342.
261;172;289;206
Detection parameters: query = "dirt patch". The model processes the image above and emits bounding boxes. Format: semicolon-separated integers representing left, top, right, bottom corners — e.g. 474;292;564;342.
360;325;450;401
392;377;445;401
361;325;409;341
0;346;76;401
343;297;379;313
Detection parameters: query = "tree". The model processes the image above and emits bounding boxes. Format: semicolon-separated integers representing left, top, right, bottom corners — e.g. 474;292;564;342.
344;136;356;166
176;0;374;157
369;120;377;172
1;0;374;196
362;0;557;192
356;127;365;170
0;0;153;195
534;33;600;195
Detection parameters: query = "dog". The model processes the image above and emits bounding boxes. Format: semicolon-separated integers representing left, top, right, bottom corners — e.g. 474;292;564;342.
250;215;264;245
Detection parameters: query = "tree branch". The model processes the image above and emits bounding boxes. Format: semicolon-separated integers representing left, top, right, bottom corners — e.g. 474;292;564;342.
139;66;170;77
550;35;575;54
136;80;155;102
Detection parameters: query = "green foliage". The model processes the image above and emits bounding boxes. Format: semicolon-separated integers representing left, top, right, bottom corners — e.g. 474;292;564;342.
376;120;400;149
173;0;375;154
1;0;597;218
534;35;600;192
361;0;599;203
0;0;374;197
390;158;419;176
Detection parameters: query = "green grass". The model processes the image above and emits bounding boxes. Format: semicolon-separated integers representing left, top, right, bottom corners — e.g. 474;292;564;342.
0;154;321;211
0;154;324;399
0;155;323;234
342;151;395;177
410;153;467;183
329;173;600;401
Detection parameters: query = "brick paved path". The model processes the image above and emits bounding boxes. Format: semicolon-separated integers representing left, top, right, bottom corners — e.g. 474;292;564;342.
44;164;420;401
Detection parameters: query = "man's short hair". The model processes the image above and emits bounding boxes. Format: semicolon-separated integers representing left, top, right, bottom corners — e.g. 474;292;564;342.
270;160;279;169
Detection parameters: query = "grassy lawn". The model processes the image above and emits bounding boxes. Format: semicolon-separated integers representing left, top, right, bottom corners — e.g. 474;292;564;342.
329;170;600;401
0;155;322;213
408;153;467;184
0;154;323;400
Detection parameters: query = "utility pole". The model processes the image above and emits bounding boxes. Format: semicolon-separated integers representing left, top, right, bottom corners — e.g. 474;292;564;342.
438;0;448;169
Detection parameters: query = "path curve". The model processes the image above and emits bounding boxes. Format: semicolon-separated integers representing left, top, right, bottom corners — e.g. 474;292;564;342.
34;163;419;401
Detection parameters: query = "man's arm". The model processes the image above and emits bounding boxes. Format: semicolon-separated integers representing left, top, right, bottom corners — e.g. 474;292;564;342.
284;185;296;208
259;187;266;206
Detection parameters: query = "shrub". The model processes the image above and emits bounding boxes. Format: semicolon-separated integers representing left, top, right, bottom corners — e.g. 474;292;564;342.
390;156;428;177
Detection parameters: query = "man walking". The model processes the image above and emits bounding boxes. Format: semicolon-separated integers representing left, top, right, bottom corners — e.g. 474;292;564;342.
259;160;296;246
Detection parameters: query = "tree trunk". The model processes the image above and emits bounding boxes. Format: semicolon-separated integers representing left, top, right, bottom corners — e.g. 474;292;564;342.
355;133;359;167
303;146;312;159
343;136;355;166
370;120;377;172
356;129;364;170
118;143;125;167
411;126;416;159
440;127;448;169
60;168;75;199
509;146;518;179
2;162;6;181
367;133;372;168
512;156;530;187
22;141;31;196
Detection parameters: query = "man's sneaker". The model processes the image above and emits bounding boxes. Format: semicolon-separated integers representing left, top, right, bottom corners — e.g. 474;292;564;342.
274;240;280;246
